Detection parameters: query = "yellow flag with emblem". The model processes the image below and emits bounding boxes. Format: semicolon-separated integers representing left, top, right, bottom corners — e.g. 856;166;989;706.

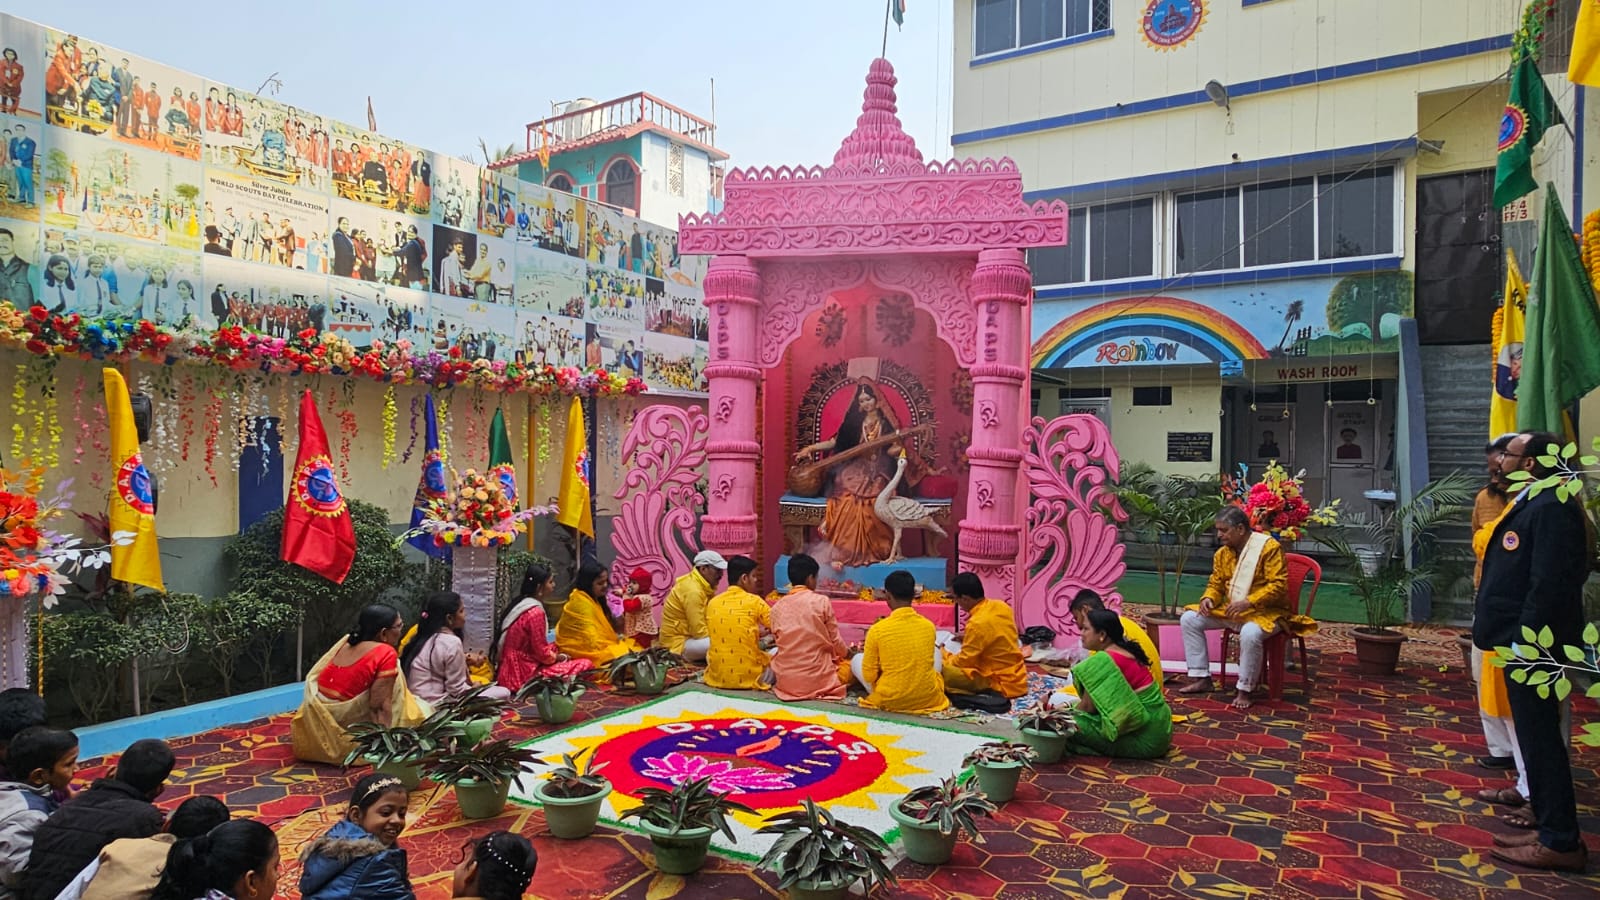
555;396;593;538
1489;250;1527;439
1571;0;1600;87
103;369;163;591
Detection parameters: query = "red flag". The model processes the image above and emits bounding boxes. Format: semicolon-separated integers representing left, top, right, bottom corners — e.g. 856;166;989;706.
366;96;377;132
281;390;356;583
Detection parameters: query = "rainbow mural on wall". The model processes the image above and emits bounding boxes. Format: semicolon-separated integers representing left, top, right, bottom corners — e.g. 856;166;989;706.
1031;270;1414;369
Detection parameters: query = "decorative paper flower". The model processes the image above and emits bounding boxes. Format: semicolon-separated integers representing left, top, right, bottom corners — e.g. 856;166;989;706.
402;467;555;549
0;470;125;604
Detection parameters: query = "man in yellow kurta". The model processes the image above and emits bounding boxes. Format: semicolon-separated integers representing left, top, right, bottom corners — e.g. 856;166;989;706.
704;555;774;690
941;572;1029;699
659;550;726;662
1178;506;1288;710
554;562;641;671
854;570;949;714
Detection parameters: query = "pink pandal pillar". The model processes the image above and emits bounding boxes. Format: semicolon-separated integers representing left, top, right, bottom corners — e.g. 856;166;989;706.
958;249;1033;601
700;255;762;559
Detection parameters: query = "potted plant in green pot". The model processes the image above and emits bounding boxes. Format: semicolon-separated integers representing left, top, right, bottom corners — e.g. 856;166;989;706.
889;775;997;866
755;799;896;900
1115;465;1222;631
620;775;755;875
1321;474;1475;677
607;646;684;695
961;742;1036;803
343;716;461;790
424;738;544;819
433;684;514;746
516;672;589;724
1014;701;1077;764
531;748;613;839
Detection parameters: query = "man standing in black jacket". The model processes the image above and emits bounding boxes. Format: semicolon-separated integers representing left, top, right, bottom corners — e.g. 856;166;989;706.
20;738;174;900
1476;431;1589;872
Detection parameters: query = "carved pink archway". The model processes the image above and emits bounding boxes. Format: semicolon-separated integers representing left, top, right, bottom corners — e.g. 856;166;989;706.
669;58;1074;606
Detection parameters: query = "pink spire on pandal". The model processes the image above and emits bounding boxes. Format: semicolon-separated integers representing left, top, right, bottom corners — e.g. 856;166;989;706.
831;58;924;170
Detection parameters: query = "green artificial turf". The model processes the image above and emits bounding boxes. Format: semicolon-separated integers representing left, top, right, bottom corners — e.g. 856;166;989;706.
1113;569;1368;624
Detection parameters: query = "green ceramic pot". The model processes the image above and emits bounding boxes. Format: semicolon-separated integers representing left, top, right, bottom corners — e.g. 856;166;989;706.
534;692;578;724
972;761;1024;803
453;776;511;819
633;664;668;695
460;717;496;747
787;874;854;900
532;777;611;839
1017;726;1069;764
637;819;715;874
889;802;958;866
364;754;423;790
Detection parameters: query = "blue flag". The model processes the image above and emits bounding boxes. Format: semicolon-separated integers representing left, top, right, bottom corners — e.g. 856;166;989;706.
408;393;451;559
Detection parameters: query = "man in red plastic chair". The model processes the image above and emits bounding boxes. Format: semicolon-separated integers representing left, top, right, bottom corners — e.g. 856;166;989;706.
1177;506;1289;710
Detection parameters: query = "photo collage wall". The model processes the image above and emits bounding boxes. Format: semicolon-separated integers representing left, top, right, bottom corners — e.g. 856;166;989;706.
0;13;709;393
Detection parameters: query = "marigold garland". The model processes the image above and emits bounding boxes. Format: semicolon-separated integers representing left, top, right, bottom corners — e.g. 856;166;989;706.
380;385;397;470
0;304;646;399
10;364;25;465
436;392;452;462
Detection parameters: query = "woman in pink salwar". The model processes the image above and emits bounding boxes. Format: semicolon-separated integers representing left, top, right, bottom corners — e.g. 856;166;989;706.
497;564;593;692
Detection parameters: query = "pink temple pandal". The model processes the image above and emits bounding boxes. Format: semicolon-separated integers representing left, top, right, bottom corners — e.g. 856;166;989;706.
609;404;710;604
1018;414;1129;643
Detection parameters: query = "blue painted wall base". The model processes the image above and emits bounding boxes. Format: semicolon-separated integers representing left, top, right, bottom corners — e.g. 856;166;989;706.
75;683;303;761
774;555;948;593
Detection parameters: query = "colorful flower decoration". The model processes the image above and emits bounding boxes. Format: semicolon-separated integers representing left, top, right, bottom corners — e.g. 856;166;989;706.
0;304;647;399
0;466;126;603
1220;462;1341;542
404;467;556;549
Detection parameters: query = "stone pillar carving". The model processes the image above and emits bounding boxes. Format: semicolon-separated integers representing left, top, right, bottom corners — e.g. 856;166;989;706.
700;255;762;558
957;248;1032;601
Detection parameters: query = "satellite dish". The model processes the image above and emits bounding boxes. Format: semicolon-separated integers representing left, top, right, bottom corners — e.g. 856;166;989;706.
1205;80;1230;111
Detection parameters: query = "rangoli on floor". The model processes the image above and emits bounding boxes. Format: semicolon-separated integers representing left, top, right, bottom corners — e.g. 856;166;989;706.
512;688;992;860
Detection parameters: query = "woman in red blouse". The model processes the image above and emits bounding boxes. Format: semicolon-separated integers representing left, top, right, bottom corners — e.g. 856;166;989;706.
496;564;594;692
292;603;429;764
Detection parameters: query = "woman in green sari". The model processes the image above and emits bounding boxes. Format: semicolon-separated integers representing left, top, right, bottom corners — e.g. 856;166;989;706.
1058;609;1173;759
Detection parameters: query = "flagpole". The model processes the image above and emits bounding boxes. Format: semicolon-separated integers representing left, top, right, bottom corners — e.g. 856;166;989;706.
882;0;891;58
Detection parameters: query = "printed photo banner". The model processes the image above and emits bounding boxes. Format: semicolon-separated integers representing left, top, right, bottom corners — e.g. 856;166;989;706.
0;12;706;393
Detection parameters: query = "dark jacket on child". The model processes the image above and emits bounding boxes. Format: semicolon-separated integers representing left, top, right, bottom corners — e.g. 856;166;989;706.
298;819;414;900
21;778;163;900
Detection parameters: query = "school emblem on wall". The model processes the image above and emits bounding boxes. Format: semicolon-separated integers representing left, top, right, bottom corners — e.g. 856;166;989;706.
1141;0;1207;51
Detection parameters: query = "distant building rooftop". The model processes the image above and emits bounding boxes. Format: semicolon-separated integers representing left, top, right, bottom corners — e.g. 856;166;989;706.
490;92;729;170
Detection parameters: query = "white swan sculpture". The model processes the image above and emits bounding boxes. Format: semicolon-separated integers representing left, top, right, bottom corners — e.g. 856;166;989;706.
874;451;947;563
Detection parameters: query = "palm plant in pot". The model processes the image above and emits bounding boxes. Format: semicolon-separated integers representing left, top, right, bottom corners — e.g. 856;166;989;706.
424;738;544;819
890;775;997;866
962;741;1036;803
1115;464;1222;622
620;775;755;875
1014;700;1078;764
756;799;896;900
343;715;463;790
433;684;514;746
531;748;612;839
516;672;589;724
606;646;683;695
1320;473;1475;676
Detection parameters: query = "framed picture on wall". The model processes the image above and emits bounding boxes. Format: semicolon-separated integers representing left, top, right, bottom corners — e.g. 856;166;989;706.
1330;404;1375;464
1251;409;1290;463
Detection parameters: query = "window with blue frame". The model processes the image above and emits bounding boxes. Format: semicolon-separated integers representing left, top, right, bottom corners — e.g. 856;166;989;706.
1028;197;1156;286
975;0;1112;57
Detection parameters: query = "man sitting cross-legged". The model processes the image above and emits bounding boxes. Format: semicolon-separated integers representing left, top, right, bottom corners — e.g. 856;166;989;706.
769;554;854;701
852;570;949;714
941;572;1029;700
1178;505;1289;710
704;555;774;691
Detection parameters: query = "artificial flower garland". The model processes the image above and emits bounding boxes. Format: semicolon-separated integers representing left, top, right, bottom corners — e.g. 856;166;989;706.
0;304;648;399
405;468;555;549
1221;462;1341;542
0;465;124;602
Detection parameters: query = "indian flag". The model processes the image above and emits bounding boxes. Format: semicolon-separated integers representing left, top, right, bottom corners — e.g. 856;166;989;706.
892;0;905;28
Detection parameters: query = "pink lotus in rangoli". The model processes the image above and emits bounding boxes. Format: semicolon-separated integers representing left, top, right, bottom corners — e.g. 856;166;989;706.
638;752;795;793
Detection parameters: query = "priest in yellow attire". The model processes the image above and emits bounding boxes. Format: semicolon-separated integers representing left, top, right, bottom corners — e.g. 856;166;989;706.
659;550;727;662
1178;506;1289;710
554;561;641;671
940;572;1029;699
704;555;774;690
853;570;949;714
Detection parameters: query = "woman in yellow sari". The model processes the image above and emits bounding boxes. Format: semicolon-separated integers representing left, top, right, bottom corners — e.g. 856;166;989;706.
291;603;430;765
554;561;640;671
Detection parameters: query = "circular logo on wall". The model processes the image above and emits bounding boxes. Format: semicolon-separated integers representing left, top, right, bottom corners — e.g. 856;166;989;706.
116;454;155;516
589;717;888;809
1142;0;1206;51
294;454;345;517
1499;105;1527;152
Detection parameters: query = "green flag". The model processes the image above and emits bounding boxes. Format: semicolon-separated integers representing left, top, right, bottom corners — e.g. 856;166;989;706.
1515;184;1600;436
1494;55;1564;208
487;407;520;505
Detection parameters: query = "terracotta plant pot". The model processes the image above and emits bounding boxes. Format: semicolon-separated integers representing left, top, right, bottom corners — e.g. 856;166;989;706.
532;777;611;839
889;802;958;865
637;820;716;874
1353;628;1407;676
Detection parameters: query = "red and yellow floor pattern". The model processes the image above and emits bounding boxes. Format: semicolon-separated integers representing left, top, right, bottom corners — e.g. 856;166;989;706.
78;633;1600;899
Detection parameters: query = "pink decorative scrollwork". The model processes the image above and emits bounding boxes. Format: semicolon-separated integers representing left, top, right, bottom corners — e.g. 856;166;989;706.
610;404;710;603
1016;414;1129;643
713;395;736;424
977;401;999;429
974;480;995;510
710;473;735;502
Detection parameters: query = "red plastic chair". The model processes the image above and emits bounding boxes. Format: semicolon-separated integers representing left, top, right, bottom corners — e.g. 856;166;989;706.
1219;552;1321;701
